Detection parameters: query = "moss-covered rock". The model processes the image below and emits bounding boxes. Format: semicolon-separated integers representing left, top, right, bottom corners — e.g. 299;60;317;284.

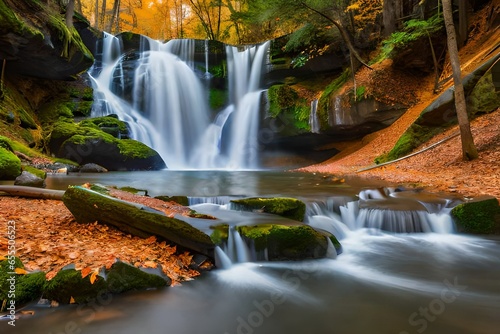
238;224;331;261
22;165;46;179
267;84;310;134
231;197;306;222
467;71;500;116
0;147;21;180
43;268;108;304
48;116;165;170
106;261;169;294
0;257;46;309
451;196;500;234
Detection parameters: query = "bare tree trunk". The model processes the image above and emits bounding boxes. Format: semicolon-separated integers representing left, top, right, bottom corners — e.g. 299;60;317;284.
94;0;99;29
100;0;107;30
65;0;75;29
382;0;397;36
458;0;468;47
300;2;372;70
442;0;478;160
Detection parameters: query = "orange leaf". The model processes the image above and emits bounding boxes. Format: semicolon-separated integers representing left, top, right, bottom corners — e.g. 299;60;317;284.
69;296;76;304
14;267;28;275
0;255;6;261
145;236;157;244
46;270;58;281
90;270;98;284
81;267;92;279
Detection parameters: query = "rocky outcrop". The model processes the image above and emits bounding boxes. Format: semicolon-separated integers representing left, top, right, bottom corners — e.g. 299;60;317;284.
230;197;307;222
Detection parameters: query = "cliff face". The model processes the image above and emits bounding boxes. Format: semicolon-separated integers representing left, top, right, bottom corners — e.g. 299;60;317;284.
0;0;96;80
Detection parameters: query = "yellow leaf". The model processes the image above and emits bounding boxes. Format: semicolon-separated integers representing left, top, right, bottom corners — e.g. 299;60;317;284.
0;255;6;261
69;296;76;304
90;270;99;284
14;268;28;275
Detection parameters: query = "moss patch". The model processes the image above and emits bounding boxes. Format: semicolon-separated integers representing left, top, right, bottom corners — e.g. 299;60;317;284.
267;84;310;133
231;197;306;222
106;261;169;294
43;268;108;304
22;165;46;179
117;139;157;159
0;147;21;180
0;257;46;309
238;224;330;260
451;197;500;234
468;71;500;116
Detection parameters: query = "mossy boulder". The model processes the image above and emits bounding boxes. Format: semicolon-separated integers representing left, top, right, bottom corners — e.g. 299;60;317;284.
43;268;108;304
49;117;165;170
14;170;45;188
467;70;500;116
0;257;46;309
62;185;215;258
230;197;306;222
0;147;21;180
451;196;500;234
213;224;335;261
106;261;169;294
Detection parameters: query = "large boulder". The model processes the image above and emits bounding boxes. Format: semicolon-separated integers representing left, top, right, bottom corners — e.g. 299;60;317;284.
49;117;165;171
0;137;21;180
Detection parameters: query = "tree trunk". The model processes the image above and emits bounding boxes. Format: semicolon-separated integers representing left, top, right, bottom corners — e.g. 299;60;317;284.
65;0;75;29
458;0;469;47
300;2;372;70
383;0;397;36
442;0;478;160
94;0;99;29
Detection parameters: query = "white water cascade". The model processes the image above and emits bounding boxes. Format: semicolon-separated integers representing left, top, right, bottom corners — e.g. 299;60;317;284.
89;35;270;170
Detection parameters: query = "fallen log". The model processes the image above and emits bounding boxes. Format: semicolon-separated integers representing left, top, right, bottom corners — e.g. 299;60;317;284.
0;185;65;200
62;185;215;258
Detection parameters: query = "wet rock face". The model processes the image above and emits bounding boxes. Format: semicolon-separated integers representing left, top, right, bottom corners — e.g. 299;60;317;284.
0;1;96;80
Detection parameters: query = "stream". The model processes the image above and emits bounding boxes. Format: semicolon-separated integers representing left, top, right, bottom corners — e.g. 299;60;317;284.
9;170;500;334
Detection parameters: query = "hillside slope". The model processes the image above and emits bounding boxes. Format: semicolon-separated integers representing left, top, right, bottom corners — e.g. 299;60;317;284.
302;8;500;200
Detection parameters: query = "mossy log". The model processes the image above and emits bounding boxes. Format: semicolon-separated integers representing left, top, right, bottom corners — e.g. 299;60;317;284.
62;186;215;258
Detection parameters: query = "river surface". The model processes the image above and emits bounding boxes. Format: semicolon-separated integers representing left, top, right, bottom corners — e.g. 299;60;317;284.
8;171;500;334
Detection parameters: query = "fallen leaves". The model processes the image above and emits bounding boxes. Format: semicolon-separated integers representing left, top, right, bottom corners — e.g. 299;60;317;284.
0;198;213;286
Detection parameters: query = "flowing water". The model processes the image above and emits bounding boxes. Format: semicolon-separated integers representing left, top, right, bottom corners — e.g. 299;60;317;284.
9;171;500;334
89;34;270;170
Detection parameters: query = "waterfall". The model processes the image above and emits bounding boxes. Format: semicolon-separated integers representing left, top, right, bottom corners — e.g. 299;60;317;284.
309;99;320;133
89;36;269;170
306;190;457;240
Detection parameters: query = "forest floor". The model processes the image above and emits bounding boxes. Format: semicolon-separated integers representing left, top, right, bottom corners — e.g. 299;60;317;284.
302;9;500;202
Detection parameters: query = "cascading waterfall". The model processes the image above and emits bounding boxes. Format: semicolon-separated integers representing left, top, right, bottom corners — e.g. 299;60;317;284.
309;99;320;133
89;34;270;170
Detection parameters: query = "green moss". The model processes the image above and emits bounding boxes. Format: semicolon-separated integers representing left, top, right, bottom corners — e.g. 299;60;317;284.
209;89;228;110
0;147;21;180
231;197;306;222
318;69;350;130
0;0;44;38
375;123;444;164
0;257;45;308
210;224;229;245
118;139;157;159
238;224;329;260
71;101;93;117
80;116;128;133
468;71;500;116
18;108;38;129
43;268;108;304
23;165;46;179
451;197;500;234
48;15;93;61
0;135;13;151
267;85;310;133
106;261;168;294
